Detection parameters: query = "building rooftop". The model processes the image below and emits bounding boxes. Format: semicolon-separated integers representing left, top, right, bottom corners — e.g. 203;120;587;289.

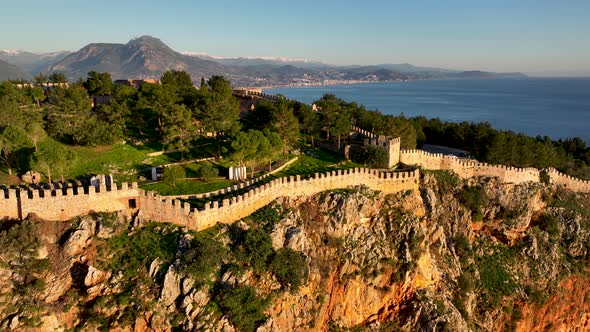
422;144;471;158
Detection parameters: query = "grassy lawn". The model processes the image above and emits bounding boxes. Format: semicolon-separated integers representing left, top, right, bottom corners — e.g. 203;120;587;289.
0;143;175;186
273;149;363;178
0;167;20;187
0;136;220;186
66;144;173;182
67;138;219;182
140;159;230;195
181;147;364;209
141;178;233;196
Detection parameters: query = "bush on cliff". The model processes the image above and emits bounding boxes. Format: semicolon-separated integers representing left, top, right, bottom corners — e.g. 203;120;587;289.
179;233;227;282
476;246;517;308
459;185;489;221
249;203;283;233
537;213;559;237
0;219;48;327
218;285;268;332
244;228;274;271
270;248;307;292
0;219;41;263
98;224;179;278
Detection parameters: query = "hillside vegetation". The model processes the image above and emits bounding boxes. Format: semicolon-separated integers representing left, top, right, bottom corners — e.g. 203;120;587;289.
1;70;589;193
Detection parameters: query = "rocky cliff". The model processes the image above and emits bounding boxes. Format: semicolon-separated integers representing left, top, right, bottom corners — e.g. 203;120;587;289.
1;170;589;331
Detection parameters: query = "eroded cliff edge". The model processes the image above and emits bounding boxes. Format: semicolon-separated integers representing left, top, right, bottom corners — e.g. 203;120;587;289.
1;170;589;331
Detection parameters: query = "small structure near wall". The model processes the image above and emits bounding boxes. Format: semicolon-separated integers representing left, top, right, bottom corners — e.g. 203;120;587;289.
228;166;247;181
90;174;114;191
422;144;471;159
21;171;41;184
114;79;160;89
151;167;165;181
351;126;401;168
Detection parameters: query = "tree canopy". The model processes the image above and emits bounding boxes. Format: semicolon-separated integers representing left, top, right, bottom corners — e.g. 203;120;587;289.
231;130;282;178
30;138;77;183
48;72;67;83
84;71;113;96
161;70;193;88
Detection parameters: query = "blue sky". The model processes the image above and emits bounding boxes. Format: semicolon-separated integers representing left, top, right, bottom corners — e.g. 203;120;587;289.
1;0;589;75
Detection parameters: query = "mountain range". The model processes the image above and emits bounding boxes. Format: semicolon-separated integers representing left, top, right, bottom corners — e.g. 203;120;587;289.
0;58;32;81
0;35;526;87
0;50;71;75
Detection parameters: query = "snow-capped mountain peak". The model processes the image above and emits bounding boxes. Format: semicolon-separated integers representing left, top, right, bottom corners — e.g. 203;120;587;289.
182;52;316;63
1;49;25;55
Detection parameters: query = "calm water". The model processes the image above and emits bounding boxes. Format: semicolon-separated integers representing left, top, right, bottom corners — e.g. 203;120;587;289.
267;78;590;143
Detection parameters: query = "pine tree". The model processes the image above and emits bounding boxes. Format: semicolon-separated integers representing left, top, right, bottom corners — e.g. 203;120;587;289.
162;104;197;160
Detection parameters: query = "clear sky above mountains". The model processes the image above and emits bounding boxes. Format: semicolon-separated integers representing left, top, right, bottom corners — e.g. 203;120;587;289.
1;0;589;76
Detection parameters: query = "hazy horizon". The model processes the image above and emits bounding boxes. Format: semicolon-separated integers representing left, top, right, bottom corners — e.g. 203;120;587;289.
2;0;589;76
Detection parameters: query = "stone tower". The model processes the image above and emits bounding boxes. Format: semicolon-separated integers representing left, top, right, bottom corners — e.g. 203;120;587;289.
369;135;401;168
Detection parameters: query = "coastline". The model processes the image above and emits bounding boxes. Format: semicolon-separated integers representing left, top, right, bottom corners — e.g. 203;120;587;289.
256;79;407;92
256;77;590;143
256;76;541;92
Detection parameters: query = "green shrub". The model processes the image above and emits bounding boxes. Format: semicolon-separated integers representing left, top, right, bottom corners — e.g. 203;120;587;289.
179;234;227;282
162;165;185;188
218;286;268;332
249;204;282;232
98;223;179;277
496;207;522;220
455;235;471;255
455;235;472;265
244;228;274;271
548;189;590;217
191;163;219;180
539;170;551;184
478;252;517;306
431;170;460;189
458;271;475;293
459;185;489;221
270;248;307;291
537;213;559;237
0;220;41;262
349;145;388;168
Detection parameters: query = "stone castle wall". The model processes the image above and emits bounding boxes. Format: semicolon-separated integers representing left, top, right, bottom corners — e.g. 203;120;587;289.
546;168;590;192
400;150;540;184
1;183;141;221
138;168;419;231
0;191;19;220
351;126;401;168
1;168;418;229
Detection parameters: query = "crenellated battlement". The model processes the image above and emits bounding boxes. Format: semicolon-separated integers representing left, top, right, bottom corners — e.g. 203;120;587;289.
0;182;141;221
0;168;419;226
399;149;541;184
138;167;419;231
235;90;300;105
545;168;590;191
401;149;457;160
351;126;378;140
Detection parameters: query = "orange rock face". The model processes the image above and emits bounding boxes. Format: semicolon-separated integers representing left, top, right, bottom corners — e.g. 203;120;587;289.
517;274;590;332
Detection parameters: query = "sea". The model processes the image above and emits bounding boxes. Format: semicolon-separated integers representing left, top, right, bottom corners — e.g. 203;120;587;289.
266;78;590;143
